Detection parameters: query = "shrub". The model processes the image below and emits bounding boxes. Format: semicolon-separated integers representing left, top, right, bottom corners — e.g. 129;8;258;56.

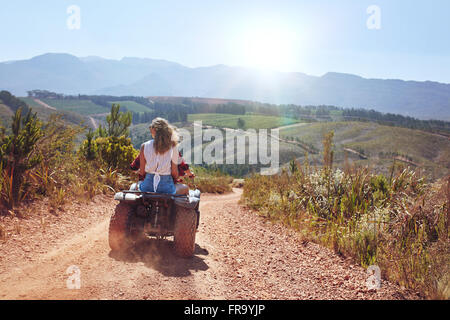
0;108;42;208
182;166;233;194
243;168;449;299
242;132;449;299
31;115;84;195
80;129;97;161
0;97;139;214
95;136;138;171
80;103;138;171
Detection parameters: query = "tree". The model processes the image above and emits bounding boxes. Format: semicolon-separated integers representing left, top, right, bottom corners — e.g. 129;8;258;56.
322;131;334;198
289;158;298;174
81;104;137;171
95;124;108;138
81;129;97;161
322;131;334;171
106;104;132;138
237;118;246;130
0;90;29;114
0;108;42;208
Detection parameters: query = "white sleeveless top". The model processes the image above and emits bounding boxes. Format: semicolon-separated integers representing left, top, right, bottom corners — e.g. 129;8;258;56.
143;140;179;193
143;140;179;175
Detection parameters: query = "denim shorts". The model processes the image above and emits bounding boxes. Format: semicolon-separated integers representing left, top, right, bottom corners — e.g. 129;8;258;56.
139;173;176;194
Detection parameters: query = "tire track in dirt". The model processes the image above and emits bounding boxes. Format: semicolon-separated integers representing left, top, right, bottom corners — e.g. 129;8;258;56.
0;189;417;300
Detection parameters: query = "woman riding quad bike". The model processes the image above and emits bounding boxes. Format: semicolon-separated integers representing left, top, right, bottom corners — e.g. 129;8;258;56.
130;150;195;194
109;118;201;258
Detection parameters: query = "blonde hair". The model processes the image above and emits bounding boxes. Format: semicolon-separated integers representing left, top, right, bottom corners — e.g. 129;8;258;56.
150;118;178;154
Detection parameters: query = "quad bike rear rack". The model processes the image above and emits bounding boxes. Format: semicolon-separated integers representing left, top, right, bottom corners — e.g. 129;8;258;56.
120;190;187;200
114;190;201;210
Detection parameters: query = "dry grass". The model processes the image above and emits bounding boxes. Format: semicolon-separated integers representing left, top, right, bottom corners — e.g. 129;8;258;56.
182;166;233;194
0;114;136;215
243;163;449;299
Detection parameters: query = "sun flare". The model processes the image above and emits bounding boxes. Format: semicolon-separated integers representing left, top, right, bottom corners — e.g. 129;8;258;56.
242;26;296;71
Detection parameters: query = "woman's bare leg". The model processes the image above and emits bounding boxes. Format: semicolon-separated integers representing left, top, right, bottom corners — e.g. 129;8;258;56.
175;184;189;195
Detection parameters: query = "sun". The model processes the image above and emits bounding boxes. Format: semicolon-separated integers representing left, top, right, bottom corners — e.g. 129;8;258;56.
242;26;296;71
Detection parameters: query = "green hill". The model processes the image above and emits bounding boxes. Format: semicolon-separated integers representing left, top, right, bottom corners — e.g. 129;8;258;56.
38;99;109;115
188;113;299;130
13;97;92;128
279;121;450;180
109;100;151;113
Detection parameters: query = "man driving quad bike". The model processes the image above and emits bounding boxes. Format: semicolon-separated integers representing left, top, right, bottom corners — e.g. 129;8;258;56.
109;118;201;258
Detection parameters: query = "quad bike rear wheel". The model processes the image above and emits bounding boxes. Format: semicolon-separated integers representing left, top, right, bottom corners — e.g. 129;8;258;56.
109;203;132;252
174;207;197;258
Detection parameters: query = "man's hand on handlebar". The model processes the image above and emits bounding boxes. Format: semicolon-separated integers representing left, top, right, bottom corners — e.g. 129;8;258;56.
186;169;195;179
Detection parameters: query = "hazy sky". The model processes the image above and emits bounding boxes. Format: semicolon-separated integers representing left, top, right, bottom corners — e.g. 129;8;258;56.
1;0;449;82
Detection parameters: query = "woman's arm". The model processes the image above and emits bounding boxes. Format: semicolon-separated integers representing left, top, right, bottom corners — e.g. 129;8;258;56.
171;161;179;181
139;144;146;178
171;146;180;181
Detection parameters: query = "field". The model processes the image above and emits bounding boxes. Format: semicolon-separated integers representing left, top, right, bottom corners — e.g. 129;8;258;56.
38;99;109;115
110;101;151;113
16;97;90;127
188;113;299;130
279;121;450;180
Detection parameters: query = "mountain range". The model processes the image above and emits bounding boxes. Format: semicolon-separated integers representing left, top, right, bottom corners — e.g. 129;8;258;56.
1;53;449;120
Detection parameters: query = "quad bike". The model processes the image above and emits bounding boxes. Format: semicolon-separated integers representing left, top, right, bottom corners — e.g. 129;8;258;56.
109;183;201;258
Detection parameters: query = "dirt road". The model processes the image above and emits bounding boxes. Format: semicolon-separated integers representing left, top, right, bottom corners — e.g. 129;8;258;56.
89;116;98;129
33;99;57;111
0;189;416;300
